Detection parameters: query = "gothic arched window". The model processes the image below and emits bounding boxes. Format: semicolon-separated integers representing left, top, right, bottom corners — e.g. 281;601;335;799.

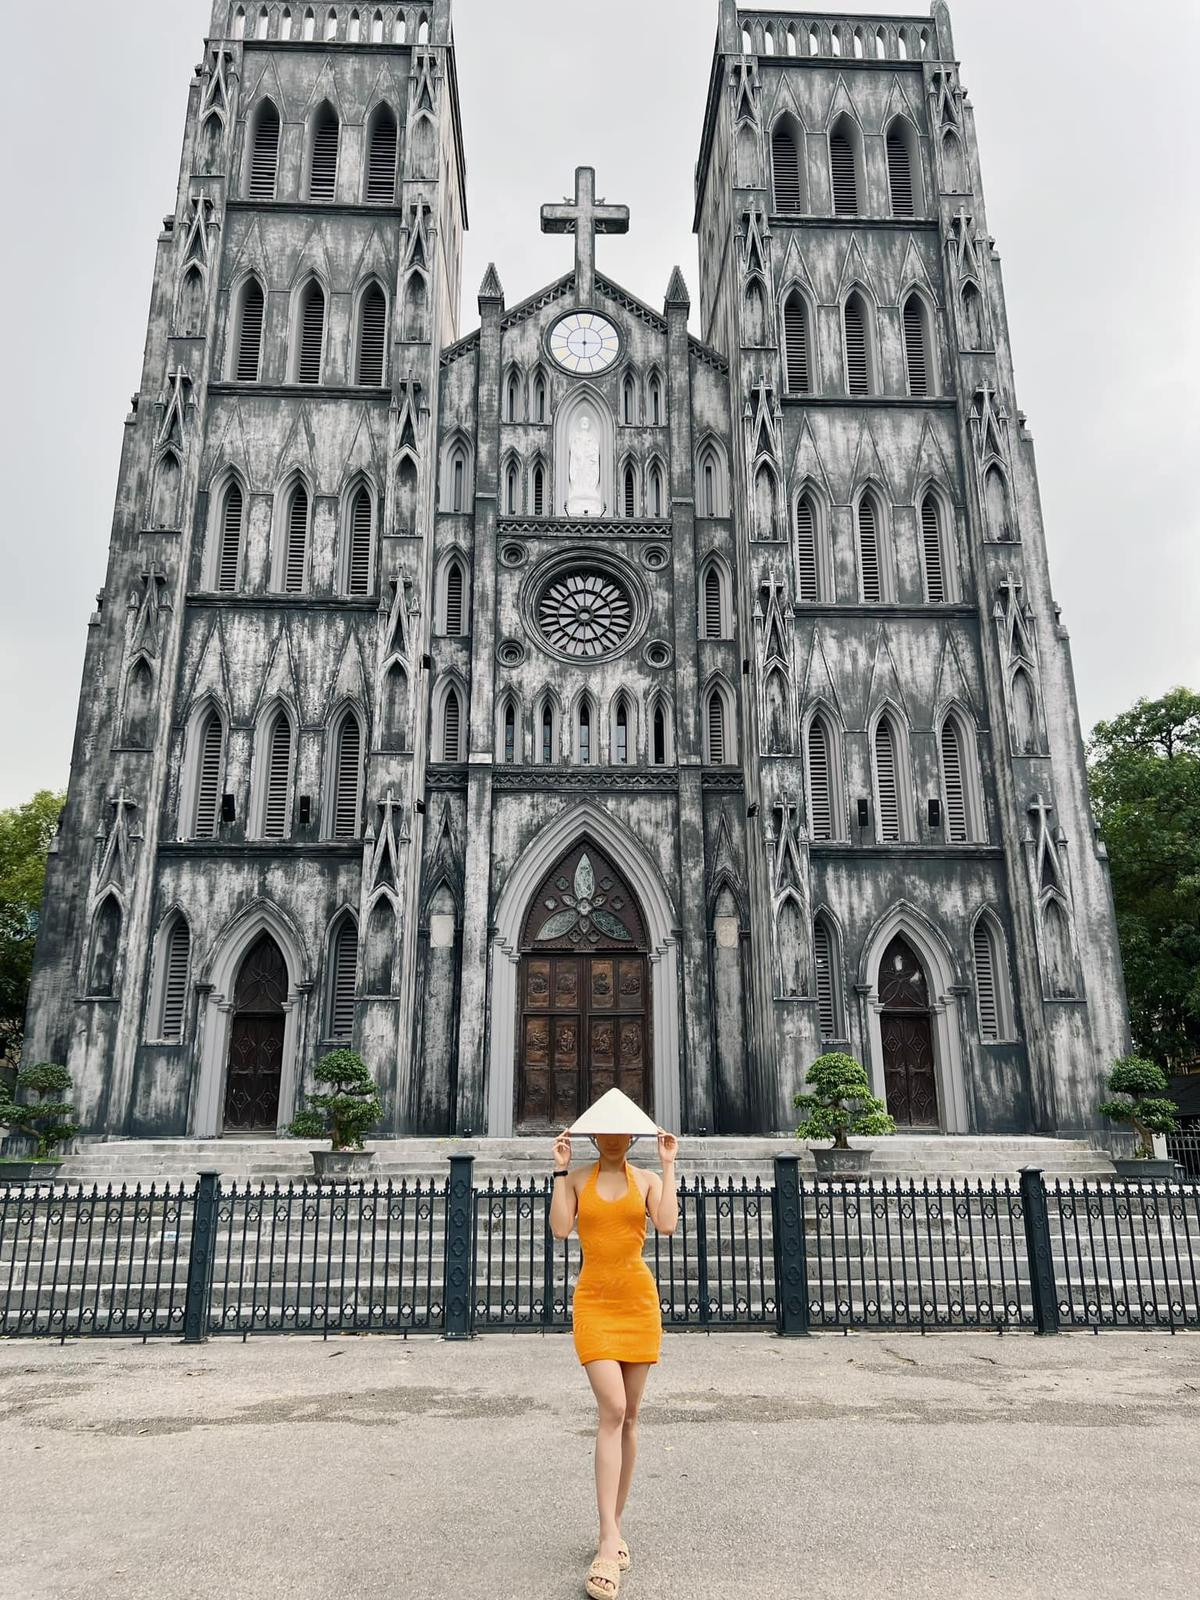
872;712;908;841
886;118;916;216
805;711;840;840
829;116;861;215
939;708;984;842
257;704;295;839
329;707;364;839
292;279;327;384
795;490;829;603
442;556;466;635
281;479;310;593
88;895;122;996
155;912;192;1040
440;684;463;763
326;914;358;1040
705;683;734;764
307;102;340;201
233;276;265;382
771;117;805;213
843;290;874;395
782;289;811;394
355;281;388;386
343;484;373;595
214;479;244;592
921;490;949;602
123;657;154;748
189;706;224;839
365;104;398;202
972;910;1015;1040
247;99;281;200
813;913;843;1038
903;291;933;397
857;489;884;602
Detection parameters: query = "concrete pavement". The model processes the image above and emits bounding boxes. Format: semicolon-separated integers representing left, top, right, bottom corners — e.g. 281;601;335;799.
2;1328;1198;1599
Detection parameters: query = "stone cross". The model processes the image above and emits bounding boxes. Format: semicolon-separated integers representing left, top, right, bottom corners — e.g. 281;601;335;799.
540;166;629;306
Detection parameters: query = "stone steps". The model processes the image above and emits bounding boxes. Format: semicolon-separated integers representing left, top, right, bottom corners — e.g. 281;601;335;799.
33;1133;1117;1185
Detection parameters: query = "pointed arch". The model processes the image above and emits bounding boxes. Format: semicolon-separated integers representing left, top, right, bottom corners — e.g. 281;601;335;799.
177;264;206;339
501;450;521;517
534;688;562;765
364;101;398;201
794;484;833;602
440;431;474;513
289;274;327;384
489;800;682;1135
151;449;182;529
942;130;967;192
842;287;877;395
354;277;389;386
381;658;409;752
858;900;970;1132
704;676;737;764
870;703;913;841
437;548;468;635
804;704;844;840
699;552;732;639
497;691;521;763
433;675;466;763
306;100;340;201
150;908;192;1041
503;363;523;423
781;285;813;394
209;471;246;592
87;893;123;996
621;367;638;426
1041;893;1076;997
251;698;297;839
200;113;224;175
340;477;375;595
937;702;985;842
960;279;989;350
971;906;1016;1041
885;116;919;217
902;288;936;397
531;364;548;425
743;274;768;346
573;690;597;765
813;909;845;1040
231;273;266;381
620;458;639;519
763;665;792;753
695;435;729;518
609;689;635;765
1011;665;1040;754
531;455;548;517
917;484;951;602
274;471;311;593
770;112;806;213
829;113;863;215
182;697;226;839
646;367;665;427
646;456;667;519
324;911;359;1041
649;689;673;766
122;655;155;748
983;462;1014;541
753;461;780;540
855;484;889;601
553;383;615;516
246;97;281;200
326;702;365;839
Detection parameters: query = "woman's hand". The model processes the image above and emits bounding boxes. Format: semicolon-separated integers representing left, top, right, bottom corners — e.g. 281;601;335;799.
552;1128;572;1168
656;1127;677;1167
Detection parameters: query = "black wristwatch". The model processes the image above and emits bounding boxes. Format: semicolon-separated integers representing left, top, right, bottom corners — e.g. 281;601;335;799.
553;1169;570;1178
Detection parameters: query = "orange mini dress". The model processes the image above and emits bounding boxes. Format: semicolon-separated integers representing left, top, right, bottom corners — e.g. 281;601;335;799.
571;1158;663;1366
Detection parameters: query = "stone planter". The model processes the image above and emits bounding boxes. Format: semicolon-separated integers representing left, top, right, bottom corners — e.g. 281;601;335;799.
811;1145;873;1179
310;1147;377;1182
1112;1157;1178;1180
0;1159;65;1184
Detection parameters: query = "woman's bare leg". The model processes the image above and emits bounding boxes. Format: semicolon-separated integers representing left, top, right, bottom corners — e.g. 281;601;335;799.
615;1361;652;1532
583;1359;626;1576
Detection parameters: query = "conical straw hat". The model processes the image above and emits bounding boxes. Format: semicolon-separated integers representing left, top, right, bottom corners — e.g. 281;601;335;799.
568;1087;662;1138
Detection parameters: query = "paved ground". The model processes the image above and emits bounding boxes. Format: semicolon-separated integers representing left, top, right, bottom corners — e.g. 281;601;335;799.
2;1329;1198;1599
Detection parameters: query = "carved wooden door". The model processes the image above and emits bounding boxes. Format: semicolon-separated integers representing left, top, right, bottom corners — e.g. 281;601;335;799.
878;934;939;1128
515;841;651;1132
223;932;287;1132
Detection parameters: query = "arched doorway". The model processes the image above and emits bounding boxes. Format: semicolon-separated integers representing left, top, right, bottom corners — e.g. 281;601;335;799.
515;838;651;1133
223;931;287;1131
878;933;939;1128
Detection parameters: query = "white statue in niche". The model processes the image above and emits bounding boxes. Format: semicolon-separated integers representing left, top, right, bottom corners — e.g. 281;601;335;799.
566;412;603;517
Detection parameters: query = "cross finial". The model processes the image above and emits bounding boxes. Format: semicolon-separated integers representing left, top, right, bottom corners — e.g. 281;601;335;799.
540;166;629;306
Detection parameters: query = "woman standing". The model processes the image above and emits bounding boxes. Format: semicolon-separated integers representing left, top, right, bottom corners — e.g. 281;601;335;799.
550;1119;679;1598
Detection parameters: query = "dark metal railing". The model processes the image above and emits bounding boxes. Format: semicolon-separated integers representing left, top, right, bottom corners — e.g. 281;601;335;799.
1167;1131;1200;1180
3;1157;1199;1341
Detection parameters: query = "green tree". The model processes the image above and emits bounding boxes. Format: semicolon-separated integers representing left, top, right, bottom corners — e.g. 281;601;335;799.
1087;688;1200;1069
0;790;65;1070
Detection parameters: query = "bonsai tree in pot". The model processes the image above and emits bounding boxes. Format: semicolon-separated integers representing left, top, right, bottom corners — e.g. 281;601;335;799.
0;1061;81;1182
793;1051;896;1177
286;1049;384;1181
1098;1054;1180;1178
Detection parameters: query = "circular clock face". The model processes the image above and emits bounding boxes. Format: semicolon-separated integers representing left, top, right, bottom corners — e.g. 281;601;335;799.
548;311;620;375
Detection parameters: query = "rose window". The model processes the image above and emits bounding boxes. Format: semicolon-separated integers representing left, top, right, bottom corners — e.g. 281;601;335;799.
535;569;633;659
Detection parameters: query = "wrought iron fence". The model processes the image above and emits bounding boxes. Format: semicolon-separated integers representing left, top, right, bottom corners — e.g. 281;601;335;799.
1167;1130;1200;1180
2;1158;1198;1341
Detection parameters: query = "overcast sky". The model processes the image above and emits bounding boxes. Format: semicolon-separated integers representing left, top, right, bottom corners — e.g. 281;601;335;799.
1;0;1196;808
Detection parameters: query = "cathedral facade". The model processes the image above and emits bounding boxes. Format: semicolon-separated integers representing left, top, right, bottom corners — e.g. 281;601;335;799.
22;0;1131;1143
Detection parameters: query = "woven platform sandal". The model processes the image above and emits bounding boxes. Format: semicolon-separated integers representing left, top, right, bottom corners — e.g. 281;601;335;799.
616;1538;630;1571
585;1554;621;1598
